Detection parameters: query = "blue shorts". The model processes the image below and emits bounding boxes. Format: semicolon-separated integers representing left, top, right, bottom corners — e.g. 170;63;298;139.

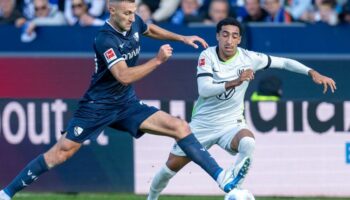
65;100;158;143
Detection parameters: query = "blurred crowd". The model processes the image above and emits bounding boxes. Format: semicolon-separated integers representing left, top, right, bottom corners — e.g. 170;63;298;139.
0;0;349;41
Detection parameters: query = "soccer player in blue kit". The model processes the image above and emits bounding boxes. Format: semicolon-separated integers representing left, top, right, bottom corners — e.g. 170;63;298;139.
0;1;243;199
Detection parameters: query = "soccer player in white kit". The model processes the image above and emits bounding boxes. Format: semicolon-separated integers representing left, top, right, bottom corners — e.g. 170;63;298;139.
147;17;336;200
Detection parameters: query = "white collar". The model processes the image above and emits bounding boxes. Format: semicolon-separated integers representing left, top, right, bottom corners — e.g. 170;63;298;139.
106;20;127;36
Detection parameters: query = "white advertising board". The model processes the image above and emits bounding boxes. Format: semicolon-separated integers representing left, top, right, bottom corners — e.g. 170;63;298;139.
135;101;350;197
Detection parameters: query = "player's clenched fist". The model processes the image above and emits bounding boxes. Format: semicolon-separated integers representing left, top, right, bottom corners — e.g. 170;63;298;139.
156;44;173;64
239;69;254;82
225;69;254;89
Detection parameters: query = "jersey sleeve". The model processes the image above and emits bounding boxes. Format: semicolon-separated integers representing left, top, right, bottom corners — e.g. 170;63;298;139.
95;33;125;69
196;51;213;77
135;14;148;34
243;49;271;72
196;50;226;98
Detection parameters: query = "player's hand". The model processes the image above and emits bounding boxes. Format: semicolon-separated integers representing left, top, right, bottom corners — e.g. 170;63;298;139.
183;36;209;49
15;17;26;28
156;44;173;64
309;70;336;93
226;69;254;89
26;22;36;36
239;69;255;82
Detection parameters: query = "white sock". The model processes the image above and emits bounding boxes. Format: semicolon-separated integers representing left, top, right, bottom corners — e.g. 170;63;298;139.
147;165;176;200
235;137;255;166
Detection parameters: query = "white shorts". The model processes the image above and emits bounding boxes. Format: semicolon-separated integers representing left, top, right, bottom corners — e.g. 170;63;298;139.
171;121;248;157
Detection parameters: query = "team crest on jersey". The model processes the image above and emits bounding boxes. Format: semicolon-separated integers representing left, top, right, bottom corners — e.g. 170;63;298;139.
104;48;117;62
198;58;205;67
133;32;139;42
74;126;84;137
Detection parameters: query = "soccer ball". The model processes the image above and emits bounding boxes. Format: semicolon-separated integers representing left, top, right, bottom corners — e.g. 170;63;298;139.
224;188;255;200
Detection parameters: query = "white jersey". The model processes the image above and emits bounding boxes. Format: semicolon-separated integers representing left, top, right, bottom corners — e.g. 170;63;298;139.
191;46;271;129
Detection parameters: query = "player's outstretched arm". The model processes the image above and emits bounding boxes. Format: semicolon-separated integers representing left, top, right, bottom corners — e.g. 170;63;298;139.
144;24;208;49
268;56;336;94
109;44;173;85
308;69;337;93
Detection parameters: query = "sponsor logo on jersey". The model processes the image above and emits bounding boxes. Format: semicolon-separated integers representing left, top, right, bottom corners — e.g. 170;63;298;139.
199;58;205;67
216;88;236;100
104;48;117;63
122;46;140;60
74;126;84;137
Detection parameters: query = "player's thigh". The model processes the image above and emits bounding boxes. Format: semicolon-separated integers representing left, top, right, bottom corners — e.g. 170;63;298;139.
230;128;255;152
217;125;253;154
166;153;191;172
140;110;191;139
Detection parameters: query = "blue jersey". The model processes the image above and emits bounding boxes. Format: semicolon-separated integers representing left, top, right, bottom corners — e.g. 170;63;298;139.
82;15;148;104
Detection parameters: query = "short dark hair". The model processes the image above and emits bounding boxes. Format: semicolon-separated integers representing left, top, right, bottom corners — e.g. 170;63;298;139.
216;17;243;35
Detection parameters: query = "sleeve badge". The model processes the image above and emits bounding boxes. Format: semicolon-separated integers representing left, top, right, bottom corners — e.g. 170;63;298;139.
199;58;205;67
104;48;117;62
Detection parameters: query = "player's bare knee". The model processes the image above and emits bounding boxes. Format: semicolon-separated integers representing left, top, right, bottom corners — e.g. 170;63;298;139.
231;129;254;151
172;119;191;140
56;148;76;164
45;144;79;168
44;149;65;167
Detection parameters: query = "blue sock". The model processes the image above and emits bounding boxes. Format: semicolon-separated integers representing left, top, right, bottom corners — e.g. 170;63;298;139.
4;154;49;197
177;134;223;180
